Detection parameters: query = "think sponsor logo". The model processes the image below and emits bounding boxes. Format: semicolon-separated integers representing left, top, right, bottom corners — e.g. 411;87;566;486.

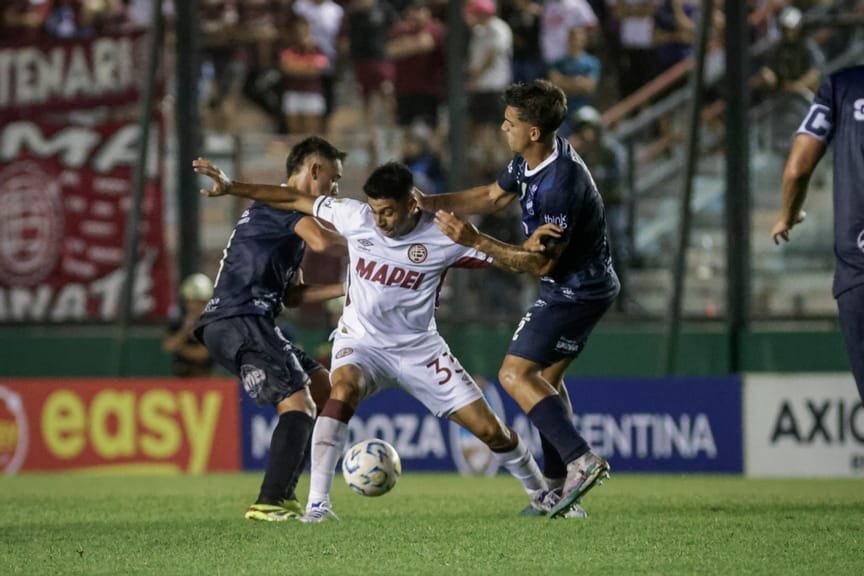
543;214;569;229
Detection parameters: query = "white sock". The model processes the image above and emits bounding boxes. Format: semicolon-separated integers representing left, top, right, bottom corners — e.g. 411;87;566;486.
495;435;545;497
307;416;349;507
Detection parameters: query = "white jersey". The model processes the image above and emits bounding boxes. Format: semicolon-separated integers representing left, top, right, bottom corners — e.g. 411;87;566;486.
313;196;490;348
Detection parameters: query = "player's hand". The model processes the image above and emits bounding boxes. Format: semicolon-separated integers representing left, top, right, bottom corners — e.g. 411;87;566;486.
771;210;806;245
193;157;233;197
413;187;435;213
434;210;479;247
523;223;564;253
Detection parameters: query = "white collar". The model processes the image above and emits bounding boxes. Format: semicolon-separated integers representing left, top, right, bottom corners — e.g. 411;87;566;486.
524;138;559;177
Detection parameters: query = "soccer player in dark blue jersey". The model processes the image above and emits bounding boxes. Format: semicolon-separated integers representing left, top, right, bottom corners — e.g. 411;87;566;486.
418;80;619;517
772;64;864;402
194;136;347;521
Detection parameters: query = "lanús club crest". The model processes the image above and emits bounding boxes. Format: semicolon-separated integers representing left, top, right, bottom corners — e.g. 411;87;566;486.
407;244;427;263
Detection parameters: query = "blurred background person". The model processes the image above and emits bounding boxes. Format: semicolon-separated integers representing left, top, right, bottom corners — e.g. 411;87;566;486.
400;121;446;195
759;5;825;157
293;0;344;133
280;15;330;135
386;0;446;134
162;273;216;378
541;0;597;72
568;105;628;308
548;24;600;138
652;0;697;76
1;0;50;41
502;0;545;84
609;0;659;98
465;0;513;174
341;0;398;129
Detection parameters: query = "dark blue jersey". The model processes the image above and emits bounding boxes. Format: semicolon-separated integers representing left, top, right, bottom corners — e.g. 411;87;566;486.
196;201;306;328
797;65;864;297
497;136;619;299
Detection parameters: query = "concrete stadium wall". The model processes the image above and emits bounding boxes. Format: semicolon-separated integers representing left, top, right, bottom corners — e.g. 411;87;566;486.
0;325;850;377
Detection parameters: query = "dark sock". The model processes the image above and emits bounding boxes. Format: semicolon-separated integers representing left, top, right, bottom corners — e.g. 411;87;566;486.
257;411;314;506
283;433;314;501
527;395;588;466
540;433;567;480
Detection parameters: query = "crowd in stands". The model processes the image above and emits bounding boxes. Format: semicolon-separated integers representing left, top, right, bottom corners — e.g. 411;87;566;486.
5;0;861;319
0;0;152;38
5;1;858;174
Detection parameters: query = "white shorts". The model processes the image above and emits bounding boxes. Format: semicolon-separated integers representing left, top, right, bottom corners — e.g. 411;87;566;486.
330;334;482;418
282;91;325;115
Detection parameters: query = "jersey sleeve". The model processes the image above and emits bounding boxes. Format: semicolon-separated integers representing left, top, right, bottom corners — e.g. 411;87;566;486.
450;244;492;269
312;196;364;235
497;158;520;195
797;76;834;143
281;210;305;233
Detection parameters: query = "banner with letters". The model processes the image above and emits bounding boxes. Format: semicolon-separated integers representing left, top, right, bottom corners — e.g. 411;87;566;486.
744;374;864;477
0;119;171;322
0;378;240;474
0;29;170;323
240;375;744;474
0;31;148;121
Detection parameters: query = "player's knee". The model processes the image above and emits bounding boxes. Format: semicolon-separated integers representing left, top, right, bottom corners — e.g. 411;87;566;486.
308;370;331;412
497;363;525;392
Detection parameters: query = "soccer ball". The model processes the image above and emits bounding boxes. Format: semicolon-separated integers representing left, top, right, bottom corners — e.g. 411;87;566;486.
342;439;402;497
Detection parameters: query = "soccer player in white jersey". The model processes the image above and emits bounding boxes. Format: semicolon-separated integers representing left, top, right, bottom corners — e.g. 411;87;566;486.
194;157;582;521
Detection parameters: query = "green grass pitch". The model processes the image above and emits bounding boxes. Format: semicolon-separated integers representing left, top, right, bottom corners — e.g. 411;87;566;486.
1;473;862;575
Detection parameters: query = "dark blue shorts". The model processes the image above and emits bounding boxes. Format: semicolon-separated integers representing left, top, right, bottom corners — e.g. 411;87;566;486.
507;285;616;368
199;315;323;406
836;284;864;401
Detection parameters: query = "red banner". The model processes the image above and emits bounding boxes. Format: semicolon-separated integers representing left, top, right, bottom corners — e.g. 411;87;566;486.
0;379;240;474
0;30;149;121
0;119;171;322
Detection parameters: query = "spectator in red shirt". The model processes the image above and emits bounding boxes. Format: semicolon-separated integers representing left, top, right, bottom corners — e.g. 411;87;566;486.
386;0;446;130
281;15;330;134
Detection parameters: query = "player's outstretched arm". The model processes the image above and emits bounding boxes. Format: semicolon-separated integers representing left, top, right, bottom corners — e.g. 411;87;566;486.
771;134;825;244
435;211;565;277
295;216;346;254
193;157;317;215
414;182;516;216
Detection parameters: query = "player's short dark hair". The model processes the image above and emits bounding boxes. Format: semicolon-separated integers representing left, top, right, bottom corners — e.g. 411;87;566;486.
503;80;567;139
363;161;414;201
285;136;347;177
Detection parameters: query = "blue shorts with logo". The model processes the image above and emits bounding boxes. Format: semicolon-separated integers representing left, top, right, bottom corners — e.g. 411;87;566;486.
507;281;617;367
199;315;322;406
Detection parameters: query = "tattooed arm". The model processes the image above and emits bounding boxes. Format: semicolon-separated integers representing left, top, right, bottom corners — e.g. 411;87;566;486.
434;211;566;277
